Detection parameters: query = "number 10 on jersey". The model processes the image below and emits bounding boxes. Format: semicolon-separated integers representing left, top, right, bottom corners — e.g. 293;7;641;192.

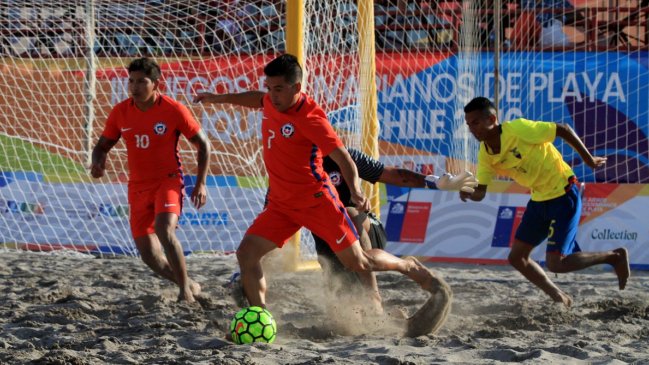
135;134;150;149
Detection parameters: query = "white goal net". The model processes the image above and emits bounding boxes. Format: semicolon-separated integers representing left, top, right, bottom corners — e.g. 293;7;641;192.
0;0;647;257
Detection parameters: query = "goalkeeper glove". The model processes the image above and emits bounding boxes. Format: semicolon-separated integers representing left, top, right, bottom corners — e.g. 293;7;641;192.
427;171;478;193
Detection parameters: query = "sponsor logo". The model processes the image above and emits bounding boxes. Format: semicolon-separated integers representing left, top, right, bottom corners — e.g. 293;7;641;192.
98;203;130;218
154;122;167;135
492;206;525;247
590;228;638;241
510;147;522;159
583;196;618;216
335;232;347;244
120;127;133;132
164;203;176;207
280;123;294;138
499;207;514;219
178;211;228;226
0;200;44;215
329;171;342;186
390;202;405;214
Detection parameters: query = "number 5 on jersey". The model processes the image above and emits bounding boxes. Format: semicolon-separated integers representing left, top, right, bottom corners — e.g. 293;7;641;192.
135;134;150;149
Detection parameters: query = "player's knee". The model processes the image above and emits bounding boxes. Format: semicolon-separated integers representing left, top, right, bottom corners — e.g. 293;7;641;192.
236;239;260;267
154;224;176;244
507;251;524;267
235;245;252;265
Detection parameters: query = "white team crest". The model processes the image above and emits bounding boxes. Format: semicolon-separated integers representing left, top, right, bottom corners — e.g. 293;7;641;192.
153;122;167;135
329;171;342;186
499;208;514;219
390;202;405;214
281;123;295;138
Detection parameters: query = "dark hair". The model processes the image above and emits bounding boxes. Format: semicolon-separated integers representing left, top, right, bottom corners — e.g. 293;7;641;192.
127;57;162;81
464;97;497;116
263;54;302;84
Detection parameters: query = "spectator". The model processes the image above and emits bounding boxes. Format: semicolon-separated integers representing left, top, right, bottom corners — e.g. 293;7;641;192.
375;0;410;49
520;0;585;47
143;0;166;55
478;0;518;48
510;8;542;50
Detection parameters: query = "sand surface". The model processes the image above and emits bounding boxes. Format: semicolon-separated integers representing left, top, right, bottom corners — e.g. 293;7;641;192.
1;250;648;364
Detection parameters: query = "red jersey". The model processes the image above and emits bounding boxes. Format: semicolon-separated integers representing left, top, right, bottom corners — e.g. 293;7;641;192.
262;93;344;209
101;94;201;183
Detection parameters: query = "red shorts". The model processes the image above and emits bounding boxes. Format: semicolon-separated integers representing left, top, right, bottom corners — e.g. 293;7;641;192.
245;186;359;252
128;175;184;238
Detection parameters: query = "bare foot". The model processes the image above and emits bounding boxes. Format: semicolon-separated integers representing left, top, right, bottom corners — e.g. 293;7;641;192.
613;248;630;290
403;256;440;293
190;280;202;296
178;288;196;303
405;282;453;337
550;290;573;308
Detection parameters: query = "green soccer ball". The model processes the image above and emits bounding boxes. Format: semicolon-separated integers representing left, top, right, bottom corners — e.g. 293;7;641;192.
230;306;277;344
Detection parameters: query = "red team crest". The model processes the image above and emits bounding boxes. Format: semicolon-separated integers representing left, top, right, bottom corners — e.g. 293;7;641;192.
329;171;342;186
154;122;167;135
280;123;294;138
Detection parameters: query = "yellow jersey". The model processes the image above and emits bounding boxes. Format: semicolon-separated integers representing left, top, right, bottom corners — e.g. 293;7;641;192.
476;118;575;201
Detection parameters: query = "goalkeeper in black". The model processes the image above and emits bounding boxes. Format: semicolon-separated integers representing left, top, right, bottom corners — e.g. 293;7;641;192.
314;148;477;314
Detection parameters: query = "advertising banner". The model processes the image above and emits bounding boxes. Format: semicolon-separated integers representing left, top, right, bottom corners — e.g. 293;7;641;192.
0;178;264;255
91;52;649;182
373;51;648;184
1;51;647;264
383;183;649;269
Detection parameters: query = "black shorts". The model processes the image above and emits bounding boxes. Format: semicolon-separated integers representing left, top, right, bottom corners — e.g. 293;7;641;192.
366;212;387;250
313;212;387;280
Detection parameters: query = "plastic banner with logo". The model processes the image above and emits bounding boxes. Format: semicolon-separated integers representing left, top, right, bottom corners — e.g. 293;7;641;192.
0;178;263;255
382;182;649;269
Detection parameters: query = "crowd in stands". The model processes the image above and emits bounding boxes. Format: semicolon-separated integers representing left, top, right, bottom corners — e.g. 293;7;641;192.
0;0;646;57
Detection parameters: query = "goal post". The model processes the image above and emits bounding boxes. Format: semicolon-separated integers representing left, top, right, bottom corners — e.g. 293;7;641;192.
357;0;381;217
283;0;381;272
284;0;316;272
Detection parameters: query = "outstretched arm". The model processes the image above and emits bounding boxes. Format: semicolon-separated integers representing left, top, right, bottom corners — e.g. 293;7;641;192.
379;167;477;193
188;130;211;209
328;147;370;211
555;123;607;169
378;166;427;187
193;91;265;108
90;136;118;178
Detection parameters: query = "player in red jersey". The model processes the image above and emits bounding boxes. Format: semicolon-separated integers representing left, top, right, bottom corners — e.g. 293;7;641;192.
195;54;452;336
90;58;211;303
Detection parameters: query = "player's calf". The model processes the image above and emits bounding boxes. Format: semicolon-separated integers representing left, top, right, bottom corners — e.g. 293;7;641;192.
612;247;630;290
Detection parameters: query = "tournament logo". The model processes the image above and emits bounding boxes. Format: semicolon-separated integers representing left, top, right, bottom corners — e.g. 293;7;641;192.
329;171;342;186
281;123;295;138
154;122;167;135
